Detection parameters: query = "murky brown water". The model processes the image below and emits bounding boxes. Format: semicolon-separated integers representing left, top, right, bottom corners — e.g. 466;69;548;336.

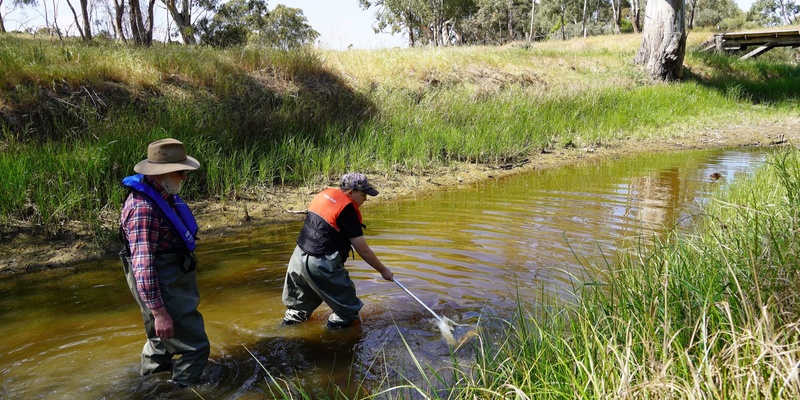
0;148;766;399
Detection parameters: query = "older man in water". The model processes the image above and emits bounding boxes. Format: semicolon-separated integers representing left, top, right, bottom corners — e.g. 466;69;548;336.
119;138;209;387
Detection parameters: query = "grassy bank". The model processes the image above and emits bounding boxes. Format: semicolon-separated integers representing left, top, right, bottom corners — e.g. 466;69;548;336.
1;32;798;240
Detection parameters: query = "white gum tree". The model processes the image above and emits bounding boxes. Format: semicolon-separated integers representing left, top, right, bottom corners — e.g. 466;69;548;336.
634;0;687;81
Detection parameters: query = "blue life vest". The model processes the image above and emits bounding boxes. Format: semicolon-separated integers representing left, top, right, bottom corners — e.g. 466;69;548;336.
121;174;198;251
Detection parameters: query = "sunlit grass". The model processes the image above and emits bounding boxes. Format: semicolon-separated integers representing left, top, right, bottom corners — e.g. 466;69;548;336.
325;36;641;92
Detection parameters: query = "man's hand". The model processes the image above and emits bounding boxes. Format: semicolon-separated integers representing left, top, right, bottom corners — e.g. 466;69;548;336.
152;306;174;340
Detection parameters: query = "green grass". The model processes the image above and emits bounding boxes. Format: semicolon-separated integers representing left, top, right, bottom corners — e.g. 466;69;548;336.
1;33;799;239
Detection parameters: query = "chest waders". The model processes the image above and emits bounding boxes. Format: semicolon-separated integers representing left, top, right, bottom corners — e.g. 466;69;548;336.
282;245;363;327
121;251;210;384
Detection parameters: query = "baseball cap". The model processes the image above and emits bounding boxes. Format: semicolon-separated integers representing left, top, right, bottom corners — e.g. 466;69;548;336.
340;172;379;196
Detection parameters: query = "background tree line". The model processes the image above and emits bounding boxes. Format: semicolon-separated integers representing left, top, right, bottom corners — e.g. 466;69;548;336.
358;0;796;47
0;0;318;47
1;0;797;47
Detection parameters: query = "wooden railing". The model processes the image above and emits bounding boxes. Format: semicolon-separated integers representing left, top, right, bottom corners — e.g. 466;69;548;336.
700;28;800;59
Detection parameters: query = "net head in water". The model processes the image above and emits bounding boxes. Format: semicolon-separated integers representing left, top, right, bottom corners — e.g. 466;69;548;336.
437;318;456;346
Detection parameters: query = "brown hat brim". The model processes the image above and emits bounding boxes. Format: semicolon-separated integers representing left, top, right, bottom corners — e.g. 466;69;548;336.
134;155;200;175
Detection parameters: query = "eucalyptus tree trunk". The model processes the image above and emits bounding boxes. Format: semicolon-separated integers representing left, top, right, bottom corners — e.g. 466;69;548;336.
80;0;91;39
65;0;86;39
144;0;155;43
778;0;793;24
687;0;697;29
507;0;513;42
66;0;92;40
51;0;63;39
0;10;6;33
610;0;621;34
581;0;587;38
128;0;154;45
634;0;686;81
631;0;641;33
528;0;535;42
129;0;145;44
163;0;195;44
113;0;126;42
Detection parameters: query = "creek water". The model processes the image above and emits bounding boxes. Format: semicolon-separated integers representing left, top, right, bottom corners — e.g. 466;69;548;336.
0;147;767;399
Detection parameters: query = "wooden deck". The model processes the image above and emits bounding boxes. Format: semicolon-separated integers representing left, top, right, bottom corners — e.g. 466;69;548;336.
701;28;800;59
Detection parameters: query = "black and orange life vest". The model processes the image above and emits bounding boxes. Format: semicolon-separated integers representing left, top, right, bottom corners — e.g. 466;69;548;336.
296;188;363;258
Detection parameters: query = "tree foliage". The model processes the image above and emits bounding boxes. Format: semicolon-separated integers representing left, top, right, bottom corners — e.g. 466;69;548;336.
198;1;317;49
687;0;741;29
258;4;319;49
359;0;476;46
198;0;269;47
361;0;744;46
460;0;532;45
747;0;798;26
358;0;428;46
1;0;795;48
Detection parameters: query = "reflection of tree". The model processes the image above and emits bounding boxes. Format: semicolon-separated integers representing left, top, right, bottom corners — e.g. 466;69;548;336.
630;167;681;234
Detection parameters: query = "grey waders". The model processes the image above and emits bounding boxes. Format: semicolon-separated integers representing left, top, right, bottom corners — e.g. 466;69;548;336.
282;245;363;327
122;251;210;385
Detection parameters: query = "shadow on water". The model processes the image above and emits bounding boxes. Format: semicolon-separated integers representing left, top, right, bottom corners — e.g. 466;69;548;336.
0;147;769;398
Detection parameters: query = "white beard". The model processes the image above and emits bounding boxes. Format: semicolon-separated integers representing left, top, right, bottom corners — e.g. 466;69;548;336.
162;179;183;195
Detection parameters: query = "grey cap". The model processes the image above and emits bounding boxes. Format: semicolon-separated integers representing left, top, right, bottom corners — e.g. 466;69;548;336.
340;172;379;196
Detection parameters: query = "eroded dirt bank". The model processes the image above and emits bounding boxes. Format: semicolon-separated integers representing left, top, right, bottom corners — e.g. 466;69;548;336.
1;120;797;277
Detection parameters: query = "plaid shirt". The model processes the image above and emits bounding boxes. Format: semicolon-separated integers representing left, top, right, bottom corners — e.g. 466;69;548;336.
120;176;183;310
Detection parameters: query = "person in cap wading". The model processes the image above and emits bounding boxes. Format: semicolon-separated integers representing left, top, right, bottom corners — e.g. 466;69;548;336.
282;172;394;328
119;138;210;387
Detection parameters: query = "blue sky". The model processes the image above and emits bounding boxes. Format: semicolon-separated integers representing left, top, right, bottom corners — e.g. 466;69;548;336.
278;1;408;50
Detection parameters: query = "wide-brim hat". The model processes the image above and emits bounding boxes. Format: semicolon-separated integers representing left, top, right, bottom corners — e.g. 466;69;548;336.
134;138;200;175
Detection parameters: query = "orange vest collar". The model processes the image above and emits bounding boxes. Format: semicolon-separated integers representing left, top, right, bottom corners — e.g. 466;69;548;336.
307;188;362;231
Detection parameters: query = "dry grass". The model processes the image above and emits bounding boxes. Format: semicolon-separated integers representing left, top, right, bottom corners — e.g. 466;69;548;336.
323;35;643;93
